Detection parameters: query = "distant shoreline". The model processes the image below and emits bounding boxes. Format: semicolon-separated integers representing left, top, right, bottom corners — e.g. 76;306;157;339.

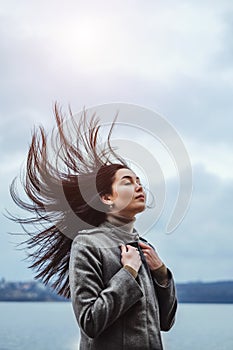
1;278;233;303
1;300;233;304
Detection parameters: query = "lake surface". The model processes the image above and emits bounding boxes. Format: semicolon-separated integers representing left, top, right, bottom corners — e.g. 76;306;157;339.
0;302;232;349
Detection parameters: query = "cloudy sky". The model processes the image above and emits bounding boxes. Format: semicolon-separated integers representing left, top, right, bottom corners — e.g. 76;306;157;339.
1;0;233;283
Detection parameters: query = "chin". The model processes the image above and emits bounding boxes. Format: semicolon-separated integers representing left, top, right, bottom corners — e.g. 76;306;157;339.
135;204;146;214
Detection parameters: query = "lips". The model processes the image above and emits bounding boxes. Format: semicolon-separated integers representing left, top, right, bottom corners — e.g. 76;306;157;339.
135;194;145;200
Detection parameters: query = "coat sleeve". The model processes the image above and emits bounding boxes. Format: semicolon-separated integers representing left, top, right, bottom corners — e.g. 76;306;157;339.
152;268;178;331
140;237;177;331
69;237;144;338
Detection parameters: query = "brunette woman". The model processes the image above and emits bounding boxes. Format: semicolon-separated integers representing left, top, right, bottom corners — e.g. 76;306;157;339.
10;105;177;350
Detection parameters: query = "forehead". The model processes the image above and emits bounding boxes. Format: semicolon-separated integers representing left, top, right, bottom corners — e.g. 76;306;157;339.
114;168;137;181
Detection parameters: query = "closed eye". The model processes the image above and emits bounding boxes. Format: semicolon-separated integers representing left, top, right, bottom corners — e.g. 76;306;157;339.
121;178;143;186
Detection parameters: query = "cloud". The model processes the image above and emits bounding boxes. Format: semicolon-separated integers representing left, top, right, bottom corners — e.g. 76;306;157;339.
1;0;233;282
147;164;233;282
1;0;233;144
187;140;233;180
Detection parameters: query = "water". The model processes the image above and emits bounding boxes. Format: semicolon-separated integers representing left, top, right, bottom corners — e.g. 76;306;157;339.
0;302;232;350
0;302;79;350
162;304;233;350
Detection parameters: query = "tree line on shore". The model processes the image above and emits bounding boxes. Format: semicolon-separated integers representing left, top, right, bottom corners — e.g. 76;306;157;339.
0;278;233;303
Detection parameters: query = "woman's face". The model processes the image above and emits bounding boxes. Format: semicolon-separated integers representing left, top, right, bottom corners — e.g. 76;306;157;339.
105;168;146;218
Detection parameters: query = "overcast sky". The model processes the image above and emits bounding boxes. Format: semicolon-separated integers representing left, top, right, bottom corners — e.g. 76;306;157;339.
1;0;233;283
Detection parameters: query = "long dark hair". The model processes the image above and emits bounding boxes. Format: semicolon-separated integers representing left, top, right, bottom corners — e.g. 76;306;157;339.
9;104;128;298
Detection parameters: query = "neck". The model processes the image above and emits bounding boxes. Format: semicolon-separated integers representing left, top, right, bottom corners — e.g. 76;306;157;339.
106;212;136;233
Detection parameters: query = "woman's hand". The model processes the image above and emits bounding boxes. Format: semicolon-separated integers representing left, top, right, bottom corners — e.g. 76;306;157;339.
138;241;163;270
121;245;142;272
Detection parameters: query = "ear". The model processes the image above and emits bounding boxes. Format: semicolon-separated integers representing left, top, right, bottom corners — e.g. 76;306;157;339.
100;193;113;206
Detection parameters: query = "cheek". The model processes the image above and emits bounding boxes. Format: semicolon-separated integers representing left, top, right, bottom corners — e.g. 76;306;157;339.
113;185;134;202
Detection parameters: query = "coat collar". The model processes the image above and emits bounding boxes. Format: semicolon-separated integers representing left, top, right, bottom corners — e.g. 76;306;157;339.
99;221;140;243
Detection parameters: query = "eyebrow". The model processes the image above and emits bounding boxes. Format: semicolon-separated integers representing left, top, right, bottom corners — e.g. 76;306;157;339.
120;175;140;181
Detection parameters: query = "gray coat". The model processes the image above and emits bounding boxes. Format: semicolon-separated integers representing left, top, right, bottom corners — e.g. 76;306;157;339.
69;222;177;350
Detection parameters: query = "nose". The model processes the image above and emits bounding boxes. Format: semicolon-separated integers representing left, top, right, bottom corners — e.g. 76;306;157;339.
135;182;143;191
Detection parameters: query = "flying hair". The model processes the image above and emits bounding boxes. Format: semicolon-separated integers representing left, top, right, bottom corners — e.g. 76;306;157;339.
9;103;129;298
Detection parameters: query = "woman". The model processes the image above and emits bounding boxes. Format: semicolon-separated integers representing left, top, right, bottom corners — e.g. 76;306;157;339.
10;104;177;349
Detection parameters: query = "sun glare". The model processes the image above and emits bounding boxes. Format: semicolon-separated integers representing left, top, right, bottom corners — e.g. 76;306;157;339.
52;17;113;70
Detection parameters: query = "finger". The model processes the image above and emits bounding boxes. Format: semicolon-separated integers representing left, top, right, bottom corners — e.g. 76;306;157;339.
120;244;127;253
140;247;149;254
138;241;150;248
126;245;135;251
